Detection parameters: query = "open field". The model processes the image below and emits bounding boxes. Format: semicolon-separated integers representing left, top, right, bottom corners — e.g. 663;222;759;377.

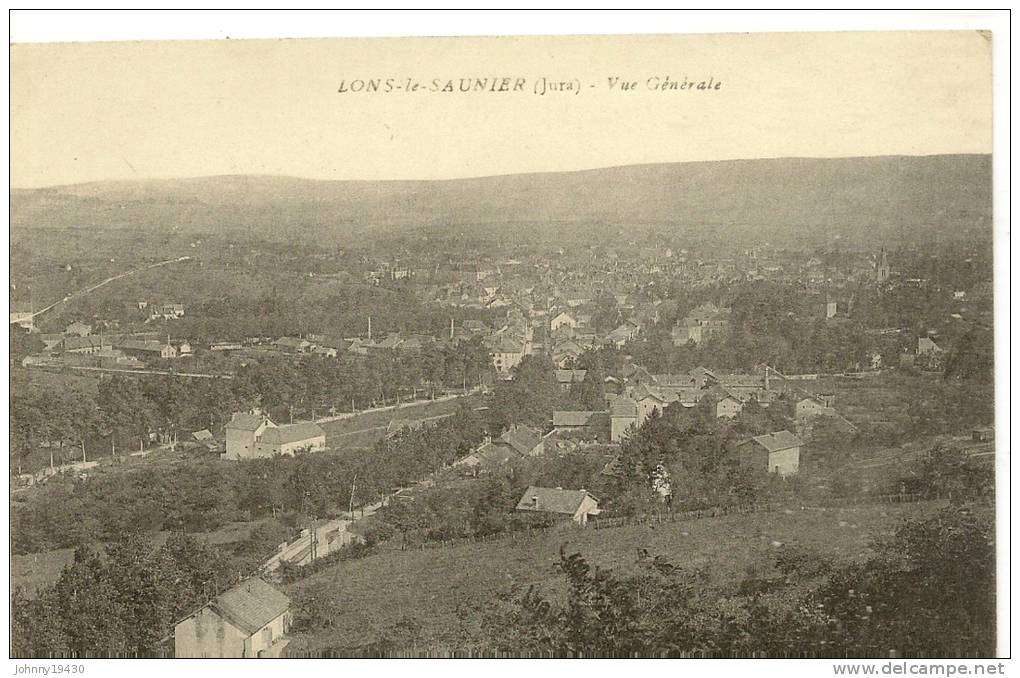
284;500;946;653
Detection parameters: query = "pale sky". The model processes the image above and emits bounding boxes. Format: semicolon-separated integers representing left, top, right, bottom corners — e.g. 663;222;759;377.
10;31;992;188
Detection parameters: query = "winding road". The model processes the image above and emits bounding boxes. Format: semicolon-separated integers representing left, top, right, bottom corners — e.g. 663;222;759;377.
13;256;191;322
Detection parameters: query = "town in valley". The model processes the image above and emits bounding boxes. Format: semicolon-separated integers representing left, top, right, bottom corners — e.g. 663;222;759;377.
8;154;996;658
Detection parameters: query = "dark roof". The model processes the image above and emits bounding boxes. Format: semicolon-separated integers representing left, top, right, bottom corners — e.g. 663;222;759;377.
474;440;521;466
119;339;166;353
490;334;524;353
209;578;291;635
259;422;326;446
501;426;542;455
552;410;606;427
226;412;269;432
742;430;803;453
515;486;596;515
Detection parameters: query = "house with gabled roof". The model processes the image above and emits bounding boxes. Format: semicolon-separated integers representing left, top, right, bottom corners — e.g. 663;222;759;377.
500;424;544;457
550;311;578;332
551;340;583;368
515;486;600;525
489;333;526;374
174;577;292;658
700;385;746;419
454;438;522;472
917;336;944;355
736;430;803;477
224;412;276;460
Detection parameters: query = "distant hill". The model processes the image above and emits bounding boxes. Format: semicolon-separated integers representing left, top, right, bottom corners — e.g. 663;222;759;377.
10;155;992;245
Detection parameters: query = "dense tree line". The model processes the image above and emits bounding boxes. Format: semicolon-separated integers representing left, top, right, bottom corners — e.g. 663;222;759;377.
12;405;488;554
486;503;995;657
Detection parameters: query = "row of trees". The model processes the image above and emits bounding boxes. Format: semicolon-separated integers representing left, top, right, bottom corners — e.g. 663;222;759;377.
10;337;494;473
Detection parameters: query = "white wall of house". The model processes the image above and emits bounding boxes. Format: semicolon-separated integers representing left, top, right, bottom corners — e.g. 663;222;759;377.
175;608;249;658
572;495;600;525
247;611;291;658
224;420;274;460
254;435;327;458
610;415;636;443
768;447;800;477
717;398;743;418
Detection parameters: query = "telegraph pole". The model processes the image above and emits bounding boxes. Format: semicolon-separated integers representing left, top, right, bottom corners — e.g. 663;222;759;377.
348;473;358;519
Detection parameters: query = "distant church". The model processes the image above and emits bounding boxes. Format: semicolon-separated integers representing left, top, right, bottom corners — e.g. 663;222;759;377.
875;249;890;283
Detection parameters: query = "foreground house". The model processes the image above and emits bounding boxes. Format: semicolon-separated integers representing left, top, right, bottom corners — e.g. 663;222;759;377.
736;430;803;477
174;578;291;658
515;486;600;525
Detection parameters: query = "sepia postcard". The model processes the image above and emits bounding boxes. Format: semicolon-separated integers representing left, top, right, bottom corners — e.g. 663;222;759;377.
6;13;1007;673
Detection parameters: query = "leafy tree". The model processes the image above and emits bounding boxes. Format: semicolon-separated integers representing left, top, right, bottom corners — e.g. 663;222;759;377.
489;355;559;432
